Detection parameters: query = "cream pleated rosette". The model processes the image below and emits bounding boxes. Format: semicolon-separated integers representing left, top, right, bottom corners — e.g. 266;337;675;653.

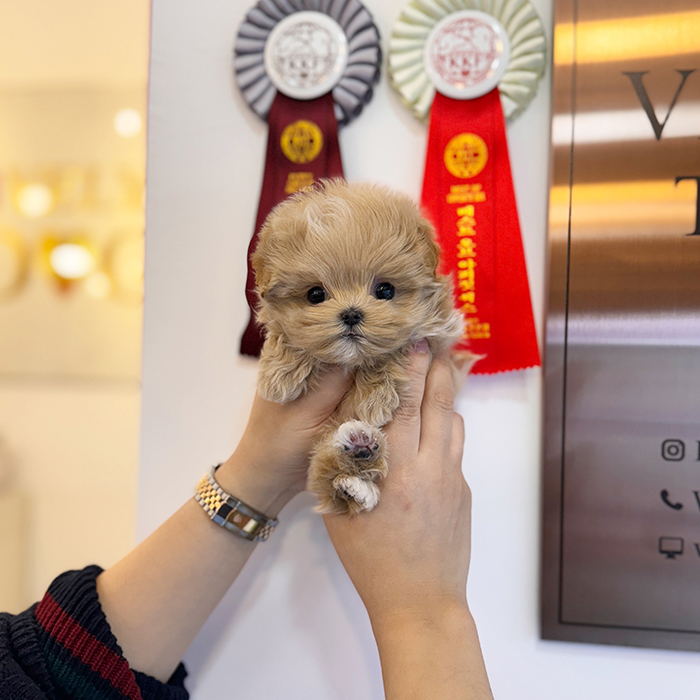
388;0;546;121
392;1;546;373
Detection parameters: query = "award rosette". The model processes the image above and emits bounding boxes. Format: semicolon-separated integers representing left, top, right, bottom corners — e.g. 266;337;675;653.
235;1;381;356
389;1;546;374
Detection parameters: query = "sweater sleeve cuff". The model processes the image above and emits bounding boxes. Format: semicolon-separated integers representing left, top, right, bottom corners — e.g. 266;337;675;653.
34;565;188;700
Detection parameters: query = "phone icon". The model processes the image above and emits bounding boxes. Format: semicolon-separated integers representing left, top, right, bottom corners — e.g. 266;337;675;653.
660;489;683;510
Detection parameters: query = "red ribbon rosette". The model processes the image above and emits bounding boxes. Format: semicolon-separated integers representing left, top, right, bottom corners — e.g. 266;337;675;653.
389;2;546;374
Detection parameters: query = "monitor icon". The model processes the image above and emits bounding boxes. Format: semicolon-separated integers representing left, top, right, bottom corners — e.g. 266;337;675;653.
659;536;684;559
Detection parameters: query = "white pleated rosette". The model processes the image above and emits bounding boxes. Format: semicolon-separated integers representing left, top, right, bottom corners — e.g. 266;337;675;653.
389;0;546;121
235;0;382;127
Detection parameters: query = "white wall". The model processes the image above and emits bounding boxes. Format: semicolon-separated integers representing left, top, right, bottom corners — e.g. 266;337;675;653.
140;0;699;697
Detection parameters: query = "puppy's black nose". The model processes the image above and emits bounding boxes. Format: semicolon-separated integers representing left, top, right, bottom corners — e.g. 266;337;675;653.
340;308;363;327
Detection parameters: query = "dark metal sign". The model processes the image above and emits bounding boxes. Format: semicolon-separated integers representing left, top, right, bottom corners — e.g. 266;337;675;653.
542;0;700;651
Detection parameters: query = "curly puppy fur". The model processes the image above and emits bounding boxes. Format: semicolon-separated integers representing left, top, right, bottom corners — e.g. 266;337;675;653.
253;180;468;515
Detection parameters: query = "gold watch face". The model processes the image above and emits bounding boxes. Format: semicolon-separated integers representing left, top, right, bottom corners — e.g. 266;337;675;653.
225;509;261;535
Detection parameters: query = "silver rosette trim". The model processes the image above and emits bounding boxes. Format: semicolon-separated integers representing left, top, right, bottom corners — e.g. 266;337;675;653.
389;0;546;121
235;0;382;127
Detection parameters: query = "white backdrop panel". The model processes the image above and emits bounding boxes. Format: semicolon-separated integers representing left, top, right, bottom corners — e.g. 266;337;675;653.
140;0;700;697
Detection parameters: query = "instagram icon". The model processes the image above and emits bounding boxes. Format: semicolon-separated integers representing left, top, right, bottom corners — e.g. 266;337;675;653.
661;439;685;462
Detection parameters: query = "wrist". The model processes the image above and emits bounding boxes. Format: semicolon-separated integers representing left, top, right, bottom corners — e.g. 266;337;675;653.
368;596;493;700
369;596;473;643
214;454;297;518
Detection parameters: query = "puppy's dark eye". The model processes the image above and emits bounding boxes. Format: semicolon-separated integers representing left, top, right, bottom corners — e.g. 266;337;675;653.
374;282;395;300
307;286;327;304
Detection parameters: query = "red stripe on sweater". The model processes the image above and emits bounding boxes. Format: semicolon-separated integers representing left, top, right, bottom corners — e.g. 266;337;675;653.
35;593;143;700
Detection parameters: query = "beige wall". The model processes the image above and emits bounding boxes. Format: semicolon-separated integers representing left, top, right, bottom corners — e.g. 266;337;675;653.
0;87;146;611
0;1;149;613
0;0;150;90
0;88;146;380
0;383;140;610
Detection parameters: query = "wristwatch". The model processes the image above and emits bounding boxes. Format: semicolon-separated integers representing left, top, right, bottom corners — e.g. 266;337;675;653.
195;465;278;542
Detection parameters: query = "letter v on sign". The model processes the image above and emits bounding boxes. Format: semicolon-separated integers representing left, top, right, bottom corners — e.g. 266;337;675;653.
624;70;696;140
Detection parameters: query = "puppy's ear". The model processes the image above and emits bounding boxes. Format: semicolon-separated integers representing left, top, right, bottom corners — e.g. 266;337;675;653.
251;223;273;296
417;218;441;273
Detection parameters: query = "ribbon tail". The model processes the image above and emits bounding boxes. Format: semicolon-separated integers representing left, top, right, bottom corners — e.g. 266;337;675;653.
420;89;540;374
239;91;344;357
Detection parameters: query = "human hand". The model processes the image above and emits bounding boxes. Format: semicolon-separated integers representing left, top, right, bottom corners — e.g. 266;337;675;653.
217;367;352;516
323;346;471;624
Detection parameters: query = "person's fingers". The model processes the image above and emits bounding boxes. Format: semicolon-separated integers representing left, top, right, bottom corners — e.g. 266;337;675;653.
418;352;456;457
450;411;465;466
385;340;431;459
295;366;353;426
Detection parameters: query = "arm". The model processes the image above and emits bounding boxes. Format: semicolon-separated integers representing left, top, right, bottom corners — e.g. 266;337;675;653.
96;366;351;683
324;346;493;700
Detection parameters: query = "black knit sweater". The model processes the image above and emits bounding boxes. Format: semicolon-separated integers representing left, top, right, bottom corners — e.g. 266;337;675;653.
0;566;189;700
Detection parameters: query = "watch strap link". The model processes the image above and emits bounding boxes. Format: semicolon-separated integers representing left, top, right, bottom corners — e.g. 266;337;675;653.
195;465;278;542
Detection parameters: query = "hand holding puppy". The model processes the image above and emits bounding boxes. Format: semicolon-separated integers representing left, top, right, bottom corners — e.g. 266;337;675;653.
324;346;471;620
217;365;352;517
325;347;493;700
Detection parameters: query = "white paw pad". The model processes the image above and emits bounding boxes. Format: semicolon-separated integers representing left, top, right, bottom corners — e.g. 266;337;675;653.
334;476;380;510
333;420;381;460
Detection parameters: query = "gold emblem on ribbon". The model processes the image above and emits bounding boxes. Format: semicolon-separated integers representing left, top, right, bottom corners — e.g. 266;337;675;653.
284;172;314;194
443;133;488;179
280;120;323;164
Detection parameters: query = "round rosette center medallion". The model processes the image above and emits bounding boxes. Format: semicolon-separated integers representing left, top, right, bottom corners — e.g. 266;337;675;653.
263;11;349;101
424;10;510;100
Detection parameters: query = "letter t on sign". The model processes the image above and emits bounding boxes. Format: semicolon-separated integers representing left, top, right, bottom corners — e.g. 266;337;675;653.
675;176;700;236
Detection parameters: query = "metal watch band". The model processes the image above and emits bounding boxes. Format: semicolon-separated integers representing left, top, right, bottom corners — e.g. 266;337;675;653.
195;465;278;542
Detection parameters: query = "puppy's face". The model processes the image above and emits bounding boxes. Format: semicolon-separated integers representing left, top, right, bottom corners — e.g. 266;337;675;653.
253;182;447;367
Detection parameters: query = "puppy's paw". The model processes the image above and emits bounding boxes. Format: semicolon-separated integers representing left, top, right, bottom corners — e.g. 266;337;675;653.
333;420;382;460
333;475;380;512
257;337;316;403
257;362;313;404
309;423;387;515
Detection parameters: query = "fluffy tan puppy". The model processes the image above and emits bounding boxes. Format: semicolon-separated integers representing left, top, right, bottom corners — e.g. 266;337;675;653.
253;180;465;515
